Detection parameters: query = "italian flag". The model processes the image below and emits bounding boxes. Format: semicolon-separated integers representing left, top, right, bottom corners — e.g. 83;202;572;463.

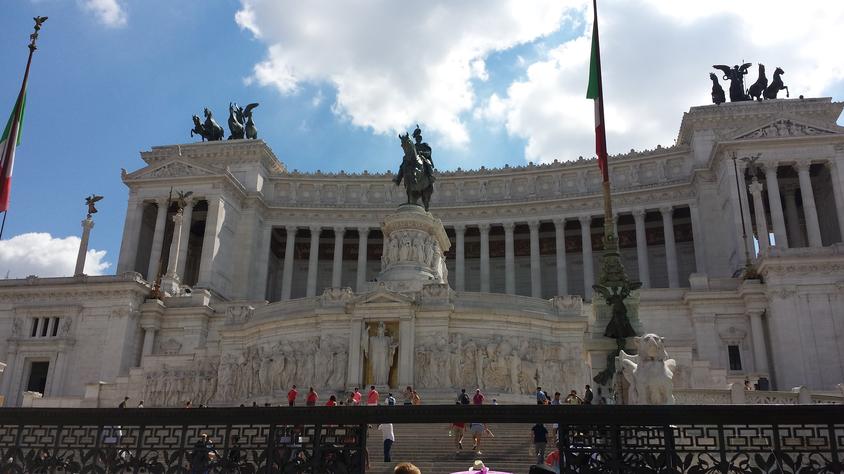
586;0;609;183
0;92;26;212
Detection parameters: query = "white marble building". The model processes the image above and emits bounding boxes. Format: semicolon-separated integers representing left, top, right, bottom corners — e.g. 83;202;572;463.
0;97;843;407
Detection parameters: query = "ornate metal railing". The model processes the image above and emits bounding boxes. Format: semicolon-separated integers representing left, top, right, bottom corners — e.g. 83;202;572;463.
0;405;841;473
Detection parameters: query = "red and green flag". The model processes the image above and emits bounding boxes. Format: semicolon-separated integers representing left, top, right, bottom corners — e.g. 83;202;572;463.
0;92;26;212
586;0;609;183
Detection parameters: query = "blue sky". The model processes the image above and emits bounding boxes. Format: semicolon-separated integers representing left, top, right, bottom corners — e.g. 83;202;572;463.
0;0;842;277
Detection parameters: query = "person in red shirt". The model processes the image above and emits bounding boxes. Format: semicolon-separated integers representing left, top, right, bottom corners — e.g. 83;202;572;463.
472;389;484;405
367;385;380;406
351;387;362;406
306;387;318;406
326;394;337;406
287;385;298;407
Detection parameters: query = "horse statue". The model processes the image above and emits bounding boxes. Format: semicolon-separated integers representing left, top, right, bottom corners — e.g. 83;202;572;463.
227;102;260;140
764;67;789;100
713;63;752;102
393;132;434;211
709;73;725;105
190;108;224;141
228;102;245;139
747;63;768;101
243;103;260;139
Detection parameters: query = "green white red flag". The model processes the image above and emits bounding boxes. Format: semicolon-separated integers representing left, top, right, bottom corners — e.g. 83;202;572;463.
0;92;26;212
586;0;609;183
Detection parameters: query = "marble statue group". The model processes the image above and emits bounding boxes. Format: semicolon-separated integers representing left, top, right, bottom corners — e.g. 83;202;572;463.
710;63;789;104
191;102;260;141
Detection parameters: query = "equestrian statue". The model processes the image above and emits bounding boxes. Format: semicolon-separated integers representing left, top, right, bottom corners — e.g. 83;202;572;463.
747;63;768;101
190;108;225;141
764;67;789;99
393;125;436;211
709;73;726;105
713;63;752;102
227;102;260;139
709;62;791;103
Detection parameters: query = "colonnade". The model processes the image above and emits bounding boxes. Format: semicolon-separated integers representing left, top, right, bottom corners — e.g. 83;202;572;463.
744;160;844;251
274;205;696;301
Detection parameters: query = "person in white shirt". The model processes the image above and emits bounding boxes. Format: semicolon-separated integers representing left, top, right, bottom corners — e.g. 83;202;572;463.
378;423;395;462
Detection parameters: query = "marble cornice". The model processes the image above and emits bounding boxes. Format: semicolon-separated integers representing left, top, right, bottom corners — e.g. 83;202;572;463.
260;182;695;226
0;273;150;303
276;146;690;180
677;97;844;145
140;140;285;174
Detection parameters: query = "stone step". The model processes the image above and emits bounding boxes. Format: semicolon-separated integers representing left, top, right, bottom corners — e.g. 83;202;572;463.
366;423;547;474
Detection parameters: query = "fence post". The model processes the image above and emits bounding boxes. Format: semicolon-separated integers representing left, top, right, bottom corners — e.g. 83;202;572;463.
663;423;676;470
312;423;323;471
358;424;368;474
611;423;622;474
716;423;728;474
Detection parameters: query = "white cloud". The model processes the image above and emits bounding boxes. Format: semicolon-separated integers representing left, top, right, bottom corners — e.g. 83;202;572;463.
79;0;127;28
235;0;583;146
0;233;111;278
478;0;844;162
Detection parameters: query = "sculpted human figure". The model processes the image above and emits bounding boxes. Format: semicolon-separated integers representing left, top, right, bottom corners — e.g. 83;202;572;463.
363;322;398;386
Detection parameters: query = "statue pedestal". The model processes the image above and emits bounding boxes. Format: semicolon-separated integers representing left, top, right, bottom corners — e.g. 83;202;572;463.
159;274;181;297
373;204;451;293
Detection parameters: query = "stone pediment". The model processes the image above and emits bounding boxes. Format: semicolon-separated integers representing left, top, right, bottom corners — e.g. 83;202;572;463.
352;284;415;306
733;119;837;140
125;159;220;181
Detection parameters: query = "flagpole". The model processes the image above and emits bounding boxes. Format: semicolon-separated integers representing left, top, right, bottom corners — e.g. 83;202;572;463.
587;0;641;396
0;17;47;241
591;0;615;245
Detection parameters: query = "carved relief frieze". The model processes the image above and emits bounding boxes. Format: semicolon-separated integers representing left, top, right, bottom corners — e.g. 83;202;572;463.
735;119;836;140
225;305;254;325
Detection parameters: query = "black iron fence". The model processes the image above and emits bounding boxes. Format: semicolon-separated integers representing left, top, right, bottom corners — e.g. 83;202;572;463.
0;404;841;473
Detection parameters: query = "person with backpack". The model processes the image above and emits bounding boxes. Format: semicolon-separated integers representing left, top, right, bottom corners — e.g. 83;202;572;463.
458;388;471;405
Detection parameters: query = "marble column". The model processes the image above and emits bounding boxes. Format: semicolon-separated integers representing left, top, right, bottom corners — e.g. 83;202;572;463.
748;310;769;374
579;215;594;300
74;218;95;276
736;162;755;261
748;178;770;253
479;224;491;292
160;210;184;295
783;186;804;247
763;163;788;248
688;203;707;274
632;209;650;288
796;162;822;247
347;319;364;388
529;220;542;298
163;211;184;279
281;226;297;300
356;227;369;292
175;199;195;277
141;327;157;356
398;319;414;387
660;207;679;288
146;198;169;281
332;227;345;288
116;198;145;274
253;224;273;300
553;218;567;296
826;161;844;242
503;222;516;295
306;226;321;297
455;225;466;291
196;196;223;288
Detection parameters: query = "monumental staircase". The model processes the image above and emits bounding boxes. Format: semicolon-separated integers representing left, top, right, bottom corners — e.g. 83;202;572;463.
366;423;540;474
